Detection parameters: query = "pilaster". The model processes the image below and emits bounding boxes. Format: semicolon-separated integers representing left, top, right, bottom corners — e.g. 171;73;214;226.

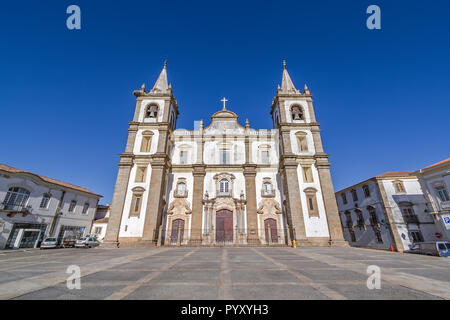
140;154;170;245
315;157;348;246
243;165;259;244
190;165;206;244
280;156;307;243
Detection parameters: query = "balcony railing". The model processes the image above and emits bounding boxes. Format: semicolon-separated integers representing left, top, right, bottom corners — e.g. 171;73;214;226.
0;203;32;215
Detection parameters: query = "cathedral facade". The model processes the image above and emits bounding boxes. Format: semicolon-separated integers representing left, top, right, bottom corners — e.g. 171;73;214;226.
103;62;347;247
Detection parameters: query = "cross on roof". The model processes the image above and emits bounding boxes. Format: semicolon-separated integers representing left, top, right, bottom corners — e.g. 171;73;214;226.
221;97;228;110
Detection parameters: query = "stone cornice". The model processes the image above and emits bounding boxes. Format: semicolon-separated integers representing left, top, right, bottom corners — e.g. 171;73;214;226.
279;122;321;129
149;153;171;168
192;164;206;176
137;122;171;130
243;164;257;176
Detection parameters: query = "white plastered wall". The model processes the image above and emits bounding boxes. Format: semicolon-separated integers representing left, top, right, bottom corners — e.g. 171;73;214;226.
296;164;330;237
119;163;152;238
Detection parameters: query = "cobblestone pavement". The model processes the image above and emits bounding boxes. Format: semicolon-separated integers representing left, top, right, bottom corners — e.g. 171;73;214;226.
0;247;448;300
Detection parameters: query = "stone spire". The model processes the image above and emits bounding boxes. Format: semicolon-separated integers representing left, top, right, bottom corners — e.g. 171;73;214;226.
151;60;170;94
279;60;300;95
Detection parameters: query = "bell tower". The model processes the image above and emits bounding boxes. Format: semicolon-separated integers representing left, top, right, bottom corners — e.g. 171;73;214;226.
103;62;179;247
272;61;347;246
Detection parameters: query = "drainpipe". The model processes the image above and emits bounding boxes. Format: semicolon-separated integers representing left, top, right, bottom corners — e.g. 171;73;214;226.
49;190;65;236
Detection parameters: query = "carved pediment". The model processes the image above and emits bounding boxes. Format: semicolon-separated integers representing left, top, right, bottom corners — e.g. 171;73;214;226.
213;172;236;181
257;198;281;215
214;197;235;211
167;198;192;216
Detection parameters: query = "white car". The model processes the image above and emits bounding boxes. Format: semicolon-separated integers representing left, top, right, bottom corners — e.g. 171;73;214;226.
75;237;100;248
40;237;59;249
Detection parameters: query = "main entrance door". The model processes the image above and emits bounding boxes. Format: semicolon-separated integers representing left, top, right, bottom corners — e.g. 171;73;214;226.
170;219;185;245
264;218;278;243
216;209;233;244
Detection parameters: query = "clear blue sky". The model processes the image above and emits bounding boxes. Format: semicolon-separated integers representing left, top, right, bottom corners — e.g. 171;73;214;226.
1;1;449;203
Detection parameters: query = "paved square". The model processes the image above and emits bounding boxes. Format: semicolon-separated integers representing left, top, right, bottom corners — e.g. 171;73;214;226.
0;247;448;300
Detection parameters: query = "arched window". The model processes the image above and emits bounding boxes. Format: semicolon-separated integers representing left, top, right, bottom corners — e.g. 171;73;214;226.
145;104;159;118
291;105;304;120
219;179;229;194
3;187;30;208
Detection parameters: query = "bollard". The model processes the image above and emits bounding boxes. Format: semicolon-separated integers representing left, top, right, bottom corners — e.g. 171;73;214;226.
293;240;296;248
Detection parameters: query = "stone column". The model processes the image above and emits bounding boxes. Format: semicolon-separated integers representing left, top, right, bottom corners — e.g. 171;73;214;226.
190;165;205;244
316;157;347;246
244;165;259;244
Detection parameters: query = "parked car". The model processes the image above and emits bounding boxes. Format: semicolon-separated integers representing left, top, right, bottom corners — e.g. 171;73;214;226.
61;237;77;248
40;237;59;249
413;241;450;257
75;236;100;248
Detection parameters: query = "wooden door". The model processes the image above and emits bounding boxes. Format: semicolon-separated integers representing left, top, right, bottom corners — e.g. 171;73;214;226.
170;219;185;244
264;218;278;243
216;210;233;244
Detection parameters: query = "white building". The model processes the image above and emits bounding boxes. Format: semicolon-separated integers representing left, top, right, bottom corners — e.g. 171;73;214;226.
0;164;102;249
335;172;440;252
103;61;347;247
91;204;110;242
412;158;450;240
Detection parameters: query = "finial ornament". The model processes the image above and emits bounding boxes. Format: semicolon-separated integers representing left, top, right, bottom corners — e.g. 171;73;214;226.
164;60;167;68
221;97;228;110
283;60;286;69
245;119;250;128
